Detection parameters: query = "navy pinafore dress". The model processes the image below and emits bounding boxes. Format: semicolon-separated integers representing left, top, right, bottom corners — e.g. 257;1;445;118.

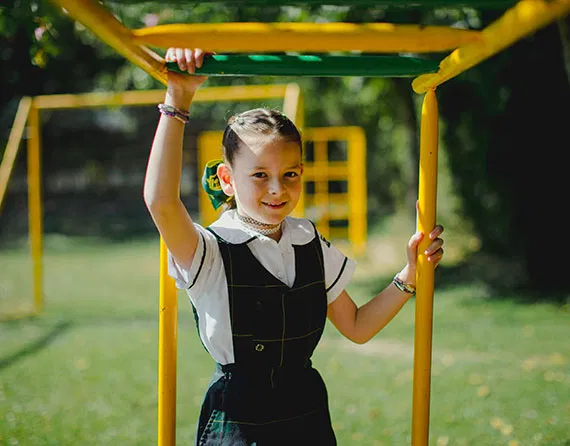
194;225;336;445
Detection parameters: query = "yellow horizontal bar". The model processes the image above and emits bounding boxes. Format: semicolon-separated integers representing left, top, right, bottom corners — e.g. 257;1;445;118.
413;0;570;93
304;162;349;181
194;84;289;102
49;0;166;85
329;227;349;239
33;85;290;110
303;126;365;142
0;97;32;212
34;91;166;110
132;23;481;53
306;193;349;205
305;204;350;220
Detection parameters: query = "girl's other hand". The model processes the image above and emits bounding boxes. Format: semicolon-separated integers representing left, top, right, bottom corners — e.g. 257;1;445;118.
398;225;444;286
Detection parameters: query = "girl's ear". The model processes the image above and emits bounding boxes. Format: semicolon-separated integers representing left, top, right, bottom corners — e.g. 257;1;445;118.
217;163;234;197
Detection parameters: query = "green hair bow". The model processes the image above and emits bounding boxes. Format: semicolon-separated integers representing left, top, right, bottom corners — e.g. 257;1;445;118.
201;159;232;210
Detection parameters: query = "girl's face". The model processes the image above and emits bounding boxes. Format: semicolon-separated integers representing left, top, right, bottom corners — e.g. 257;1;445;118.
219;136;303;225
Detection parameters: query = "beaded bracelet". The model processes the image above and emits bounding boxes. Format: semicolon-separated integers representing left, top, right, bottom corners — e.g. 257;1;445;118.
158;103;190;124
393;275;416;295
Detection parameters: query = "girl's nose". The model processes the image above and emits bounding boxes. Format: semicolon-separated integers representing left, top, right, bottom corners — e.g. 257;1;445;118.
268;178;284;194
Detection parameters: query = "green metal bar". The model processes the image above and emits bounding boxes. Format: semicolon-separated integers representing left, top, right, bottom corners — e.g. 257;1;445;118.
167;54;439;77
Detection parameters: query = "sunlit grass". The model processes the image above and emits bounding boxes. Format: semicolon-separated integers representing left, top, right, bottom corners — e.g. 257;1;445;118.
0;234;568;445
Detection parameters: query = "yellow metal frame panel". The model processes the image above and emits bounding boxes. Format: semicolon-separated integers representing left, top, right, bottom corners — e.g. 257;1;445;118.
303;126;367;256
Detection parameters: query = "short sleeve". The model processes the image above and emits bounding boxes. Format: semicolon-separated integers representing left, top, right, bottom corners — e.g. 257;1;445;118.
319;233;356;305
167;224;223;300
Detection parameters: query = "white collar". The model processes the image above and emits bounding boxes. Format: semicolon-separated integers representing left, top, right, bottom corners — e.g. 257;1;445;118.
209;209;316;245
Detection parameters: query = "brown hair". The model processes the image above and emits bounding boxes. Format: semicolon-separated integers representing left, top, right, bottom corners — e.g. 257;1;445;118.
221;108;303;209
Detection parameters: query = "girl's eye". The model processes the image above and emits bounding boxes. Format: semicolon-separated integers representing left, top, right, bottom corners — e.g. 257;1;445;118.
252;172;267;178
285;171;299;178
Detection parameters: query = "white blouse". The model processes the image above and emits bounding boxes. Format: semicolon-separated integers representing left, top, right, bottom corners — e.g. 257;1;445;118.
168;210;356;365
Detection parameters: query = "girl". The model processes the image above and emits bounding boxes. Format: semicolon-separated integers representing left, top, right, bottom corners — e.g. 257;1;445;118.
144;48;445;446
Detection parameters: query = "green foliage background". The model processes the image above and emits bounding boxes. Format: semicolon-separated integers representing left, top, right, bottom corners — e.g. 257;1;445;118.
1;1;569;297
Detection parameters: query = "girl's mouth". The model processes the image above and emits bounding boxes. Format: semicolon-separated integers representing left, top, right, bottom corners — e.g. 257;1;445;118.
262;201;287;210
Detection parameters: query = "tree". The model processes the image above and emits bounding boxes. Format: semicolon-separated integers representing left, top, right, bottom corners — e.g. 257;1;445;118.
437;17;570;296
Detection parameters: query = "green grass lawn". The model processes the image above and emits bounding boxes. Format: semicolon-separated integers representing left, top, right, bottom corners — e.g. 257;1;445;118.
0;235;568;445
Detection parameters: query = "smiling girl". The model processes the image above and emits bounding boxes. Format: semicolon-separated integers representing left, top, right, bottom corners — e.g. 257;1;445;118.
144;48;444;446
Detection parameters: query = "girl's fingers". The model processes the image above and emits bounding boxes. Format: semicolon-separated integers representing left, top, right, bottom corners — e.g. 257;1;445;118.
425;238;444;256
185;48;195;74
427;248;444;264
175;47;186;70
430;224;444;239
165;47;209;73
408;231;424;249
195;48;205;68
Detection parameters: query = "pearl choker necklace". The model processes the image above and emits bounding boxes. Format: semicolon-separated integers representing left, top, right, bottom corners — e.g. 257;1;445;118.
237;213;282;236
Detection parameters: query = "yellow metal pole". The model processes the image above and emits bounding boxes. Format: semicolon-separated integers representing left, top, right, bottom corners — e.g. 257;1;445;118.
197;131;224;227
412;0;570;93
314;140;330;239
285;83;305;219
282;83;301;124
49;0;166;85
158;238;178;446
0;97;32;213
411;89;438;446
27;102;43;314
348;127;367;256
132;23;481;53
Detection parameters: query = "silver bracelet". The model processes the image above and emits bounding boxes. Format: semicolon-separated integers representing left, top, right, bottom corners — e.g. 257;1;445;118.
393;275;416;295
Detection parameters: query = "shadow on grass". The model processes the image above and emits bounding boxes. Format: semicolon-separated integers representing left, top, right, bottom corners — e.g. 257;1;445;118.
0;320;73;371
0;310;199;371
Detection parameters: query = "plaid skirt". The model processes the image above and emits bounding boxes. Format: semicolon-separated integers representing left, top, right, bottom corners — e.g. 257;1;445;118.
195;362;336;446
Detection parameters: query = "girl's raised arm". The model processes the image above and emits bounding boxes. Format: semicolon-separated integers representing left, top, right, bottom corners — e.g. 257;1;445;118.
143;48;208;271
